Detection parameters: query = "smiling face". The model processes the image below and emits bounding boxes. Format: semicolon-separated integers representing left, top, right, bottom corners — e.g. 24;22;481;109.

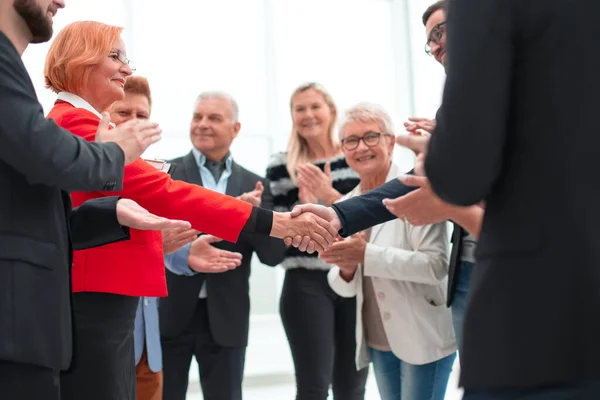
13;0;65;43
189;96;240;161
425;8;446;66
341;120;394;179
291;88;335;142
84;38;133;112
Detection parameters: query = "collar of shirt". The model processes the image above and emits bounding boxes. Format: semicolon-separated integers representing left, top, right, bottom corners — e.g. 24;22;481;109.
56;92;116;127
191;147;233;192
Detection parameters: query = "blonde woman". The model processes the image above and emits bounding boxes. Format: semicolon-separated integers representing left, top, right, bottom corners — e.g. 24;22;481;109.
266;82;366;399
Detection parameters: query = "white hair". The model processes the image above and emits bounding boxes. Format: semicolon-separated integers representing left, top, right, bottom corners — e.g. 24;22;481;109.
338;102;395;140
195;91;239;123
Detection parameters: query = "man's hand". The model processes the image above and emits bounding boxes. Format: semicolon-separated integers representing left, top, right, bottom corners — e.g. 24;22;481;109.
396;134;430;176
270;209;338;254
116;199;191;230
188;235;243;273
382;174;452;226
319;233;366;281
96;113;163;165
296;162;340;205
237;181;264;207
403;117;436;135
162;227;200;255
280;204;342;252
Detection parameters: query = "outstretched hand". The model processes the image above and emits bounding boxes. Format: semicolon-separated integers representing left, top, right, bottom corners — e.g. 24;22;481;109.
188;235;243;273
116;199;191;230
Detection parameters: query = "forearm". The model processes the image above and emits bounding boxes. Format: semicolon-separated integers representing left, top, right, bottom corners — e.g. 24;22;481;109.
70;197;130;250
447;204;484;238
333;172;416;237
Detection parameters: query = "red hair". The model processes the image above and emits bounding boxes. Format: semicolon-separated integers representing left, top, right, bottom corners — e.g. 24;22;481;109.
124;76;152;107
44;21;123;94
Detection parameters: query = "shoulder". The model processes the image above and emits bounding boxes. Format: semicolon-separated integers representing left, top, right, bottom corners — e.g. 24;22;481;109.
265;152;290;181
48;103;100;141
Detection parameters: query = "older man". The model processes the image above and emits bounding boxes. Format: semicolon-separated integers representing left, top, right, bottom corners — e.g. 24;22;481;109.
160;92;287;400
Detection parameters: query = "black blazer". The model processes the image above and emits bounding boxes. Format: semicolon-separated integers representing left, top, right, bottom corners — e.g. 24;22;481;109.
159;152;287;347
425;0;600;391
0;32;129;371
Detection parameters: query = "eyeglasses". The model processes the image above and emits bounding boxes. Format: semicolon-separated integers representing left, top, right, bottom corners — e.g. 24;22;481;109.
341;131;393;151
424;21;446;56
109;51;137;72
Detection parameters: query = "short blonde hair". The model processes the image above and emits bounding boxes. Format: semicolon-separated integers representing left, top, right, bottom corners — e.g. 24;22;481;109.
338;102;395;140
44;21;123;94
286;82;339;183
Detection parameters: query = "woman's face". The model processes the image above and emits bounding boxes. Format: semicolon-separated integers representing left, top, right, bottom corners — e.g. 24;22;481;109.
109;92;151;126
86;38;133;111
341;119;394;179
291;88;334;141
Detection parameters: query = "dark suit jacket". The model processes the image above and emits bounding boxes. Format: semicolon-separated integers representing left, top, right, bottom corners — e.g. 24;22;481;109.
159;152;287;347
425;0;600;391
0;32;129;371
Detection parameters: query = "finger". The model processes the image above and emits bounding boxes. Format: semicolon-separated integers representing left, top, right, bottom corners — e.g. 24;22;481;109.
408;117;427;122
306;241;316;254
308;223;331;250
218;250;243;260
292;235;303;247
298;236;311;252
290;204;309;217
147;218;191;230
324;161;331;178
284;237;292;246
254;181;264;192
98;112;112;131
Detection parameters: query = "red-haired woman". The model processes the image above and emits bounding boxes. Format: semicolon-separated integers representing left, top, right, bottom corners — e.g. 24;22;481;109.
44;21;336;400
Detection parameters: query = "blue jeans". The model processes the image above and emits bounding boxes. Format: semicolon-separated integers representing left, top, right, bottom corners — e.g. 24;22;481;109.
370;348;456;400
450;261;474;353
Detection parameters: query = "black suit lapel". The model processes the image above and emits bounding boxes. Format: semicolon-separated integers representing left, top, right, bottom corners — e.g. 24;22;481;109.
183;152;203;187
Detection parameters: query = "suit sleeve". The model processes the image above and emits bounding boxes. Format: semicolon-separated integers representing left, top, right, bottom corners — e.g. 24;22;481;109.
0;49;125;192
246;178;287;266
332;170;416;237
61;114;254;243
70;196;130;250
425;0;514;205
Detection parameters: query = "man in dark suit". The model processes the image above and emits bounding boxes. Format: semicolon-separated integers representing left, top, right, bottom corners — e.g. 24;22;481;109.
0;1;179;398
293;0;600;398
160;91;287;400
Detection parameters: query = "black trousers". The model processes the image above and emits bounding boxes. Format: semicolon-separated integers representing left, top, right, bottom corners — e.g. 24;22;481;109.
0;360;61;400
162;298;246;400
464;381;600;400
60;292;139;400
280;268;369;400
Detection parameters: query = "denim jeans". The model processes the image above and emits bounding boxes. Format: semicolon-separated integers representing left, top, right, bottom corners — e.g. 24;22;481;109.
369;348;456;400
450;261;474;353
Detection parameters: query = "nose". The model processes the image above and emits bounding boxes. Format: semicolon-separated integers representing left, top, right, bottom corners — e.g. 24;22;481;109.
356;138;369;151
55;0;66;9
429;41;441;56
120;64;133;76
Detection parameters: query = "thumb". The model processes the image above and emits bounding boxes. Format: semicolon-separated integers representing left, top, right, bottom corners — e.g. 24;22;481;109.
397;174;428;188
324;161;331;177
255;181;264;192
98;112;112;132
205;235;223;244
290;204;305;217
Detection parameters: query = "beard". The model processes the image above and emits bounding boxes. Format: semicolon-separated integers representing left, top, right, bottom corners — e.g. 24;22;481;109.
13;0;53;43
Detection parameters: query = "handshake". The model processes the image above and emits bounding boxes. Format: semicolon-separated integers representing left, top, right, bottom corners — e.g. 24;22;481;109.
270;204;342;254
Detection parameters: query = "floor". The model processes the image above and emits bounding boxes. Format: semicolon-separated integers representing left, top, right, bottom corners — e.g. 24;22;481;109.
185;360;463;399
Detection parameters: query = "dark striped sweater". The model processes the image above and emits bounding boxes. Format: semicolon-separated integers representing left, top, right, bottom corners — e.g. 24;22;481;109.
266;152;360;270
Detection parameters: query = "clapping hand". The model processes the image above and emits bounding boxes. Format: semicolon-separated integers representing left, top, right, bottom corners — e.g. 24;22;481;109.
296;162;340;205
237;181;264;207
319;232;367;281
162;227;200;254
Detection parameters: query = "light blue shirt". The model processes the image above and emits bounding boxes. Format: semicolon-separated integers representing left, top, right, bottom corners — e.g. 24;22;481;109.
164;149;233;296
134;297;162;372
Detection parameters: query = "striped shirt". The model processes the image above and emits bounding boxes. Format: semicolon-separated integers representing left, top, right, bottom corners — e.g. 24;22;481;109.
266;152;360;270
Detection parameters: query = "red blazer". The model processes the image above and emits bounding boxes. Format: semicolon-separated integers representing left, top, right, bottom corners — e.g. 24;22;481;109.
47;101;253;297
